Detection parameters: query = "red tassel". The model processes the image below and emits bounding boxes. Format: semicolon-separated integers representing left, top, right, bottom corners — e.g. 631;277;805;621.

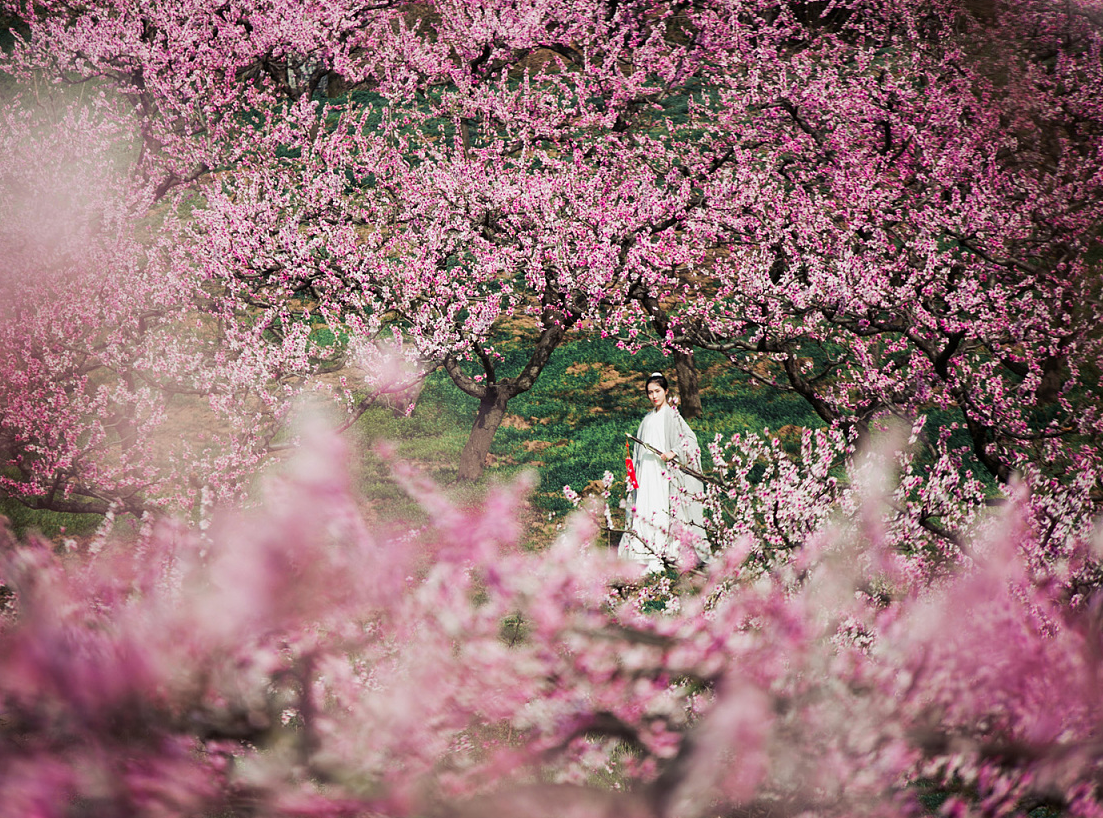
625;440;639;490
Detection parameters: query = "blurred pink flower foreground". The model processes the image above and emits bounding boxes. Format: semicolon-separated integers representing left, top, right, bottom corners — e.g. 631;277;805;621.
3;424;1103;818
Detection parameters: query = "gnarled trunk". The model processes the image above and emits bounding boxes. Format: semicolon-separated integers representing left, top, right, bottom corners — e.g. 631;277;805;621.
457;387;511;481
447;313;574;481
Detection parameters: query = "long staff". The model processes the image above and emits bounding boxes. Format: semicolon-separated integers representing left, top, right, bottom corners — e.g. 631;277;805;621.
626;433;719;487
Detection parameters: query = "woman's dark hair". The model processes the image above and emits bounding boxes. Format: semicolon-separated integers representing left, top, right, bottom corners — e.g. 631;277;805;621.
645;372;668;391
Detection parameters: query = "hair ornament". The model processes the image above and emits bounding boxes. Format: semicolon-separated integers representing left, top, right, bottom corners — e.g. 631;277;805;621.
650;372;662;378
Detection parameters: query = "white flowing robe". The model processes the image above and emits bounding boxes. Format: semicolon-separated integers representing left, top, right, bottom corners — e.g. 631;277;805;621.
622;403;707;572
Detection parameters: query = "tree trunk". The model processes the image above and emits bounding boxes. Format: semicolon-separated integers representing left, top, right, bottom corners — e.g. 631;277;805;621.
674;349;702;419
446;308;575;481
457;387;511;481
325;71;348;98
632;287;703;419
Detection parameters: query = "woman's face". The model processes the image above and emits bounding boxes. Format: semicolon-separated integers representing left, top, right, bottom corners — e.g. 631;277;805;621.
646;381;667;410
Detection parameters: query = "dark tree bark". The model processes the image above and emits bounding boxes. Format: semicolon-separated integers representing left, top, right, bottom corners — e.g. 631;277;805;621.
324;71;348;98
631;285;704;418
456;386;511;480
673;348;702;419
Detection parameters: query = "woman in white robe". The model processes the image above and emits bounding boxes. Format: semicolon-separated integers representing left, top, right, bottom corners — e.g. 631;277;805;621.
622;372;707;572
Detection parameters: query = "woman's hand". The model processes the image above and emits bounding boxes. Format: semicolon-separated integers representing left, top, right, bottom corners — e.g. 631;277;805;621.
661;450;676;463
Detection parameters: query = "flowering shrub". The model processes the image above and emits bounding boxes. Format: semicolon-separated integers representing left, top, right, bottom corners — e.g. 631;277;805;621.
3;424;1102;817
703;419;1103;578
